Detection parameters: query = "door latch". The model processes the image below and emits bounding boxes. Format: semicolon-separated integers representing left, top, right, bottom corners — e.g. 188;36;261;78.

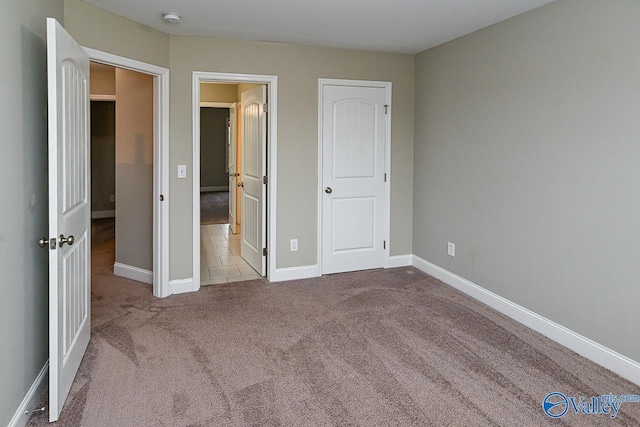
38;237;57;250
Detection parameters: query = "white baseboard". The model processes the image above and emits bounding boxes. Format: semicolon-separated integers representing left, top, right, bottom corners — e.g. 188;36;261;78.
200;186;228;192
91;210;115;219
113;262;153;284
388;254;412;268
169;278;194;295
8;360;48;427
270;265;319;282
411;255;640;387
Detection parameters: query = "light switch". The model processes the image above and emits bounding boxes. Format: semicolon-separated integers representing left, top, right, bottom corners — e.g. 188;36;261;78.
178;165;187;179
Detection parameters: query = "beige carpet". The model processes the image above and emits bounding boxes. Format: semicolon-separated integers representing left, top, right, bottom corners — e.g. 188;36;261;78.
28;221;640;425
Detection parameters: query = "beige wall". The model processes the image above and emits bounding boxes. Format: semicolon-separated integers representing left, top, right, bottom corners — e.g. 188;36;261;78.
169;37;415;277
413;0;640;362
0;1;64;423
63;3;414;280
90;62;115;96
115;68;154;271
201;83;238;103
64;0;169;68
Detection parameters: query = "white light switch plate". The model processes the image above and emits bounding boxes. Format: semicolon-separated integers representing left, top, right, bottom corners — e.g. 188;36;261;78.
178;165;187;179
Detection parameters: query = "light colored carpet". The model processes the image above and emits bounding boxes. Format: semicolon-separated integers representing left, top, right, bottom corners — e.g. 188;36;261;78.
28;221;640;425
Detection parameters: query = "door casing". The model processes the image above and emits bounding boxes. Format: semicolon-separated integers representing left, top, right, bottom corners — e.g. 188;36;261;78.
192;72;278;292
85;48;170;298
317;78;392;275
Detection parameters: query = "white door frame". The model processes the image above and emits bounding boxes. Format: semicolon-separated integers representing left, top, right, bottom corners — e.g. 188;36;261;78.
192;72;278;291
85;48;170;298
317;78;392;275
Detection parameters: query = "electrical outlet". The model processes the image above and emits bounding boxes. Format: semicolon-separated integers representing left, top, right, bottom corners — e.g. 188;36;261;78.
447;242;455;257
110;195;115;202
290;239;298;252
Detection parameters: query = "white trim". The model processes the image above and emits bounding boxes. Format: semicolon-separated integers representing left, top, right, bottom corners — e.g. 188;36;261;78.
389;254;412;268
8;360;48;427
200;101;233;108
200;186;228;192
113;262;153;284
91;210;115;219
169;278;194;295
270;265;319;282
85;47;170;298
317;78;392;276
193;72;278;292
90;94;115;101
411;255;640;387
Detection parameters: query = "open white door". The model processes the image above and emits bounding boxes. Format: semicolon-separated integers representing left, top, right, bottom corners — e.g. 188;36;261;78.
228;102;238;234
240;87;266;275
46;18;91;422
321;84;388;274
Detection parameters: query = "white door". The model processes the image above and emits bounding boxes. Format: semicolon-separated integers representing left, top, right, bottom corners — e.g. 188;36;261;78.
321;84;388;274
46;18;91;422
240;87;267;275
228;102;238;234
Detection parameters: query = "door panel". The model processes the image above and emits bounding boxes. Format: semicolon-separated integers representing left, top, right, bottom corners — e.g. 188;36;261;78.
229;103;238;234
47;18;91;422
322;85;387;274
240;87;266;275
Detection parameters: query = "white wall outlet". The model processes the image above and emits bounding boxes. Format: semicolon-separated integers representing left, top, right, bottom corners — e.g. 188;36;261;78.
290;239;298;252
447;242;456;257
178;164;187;179
110;195;115;202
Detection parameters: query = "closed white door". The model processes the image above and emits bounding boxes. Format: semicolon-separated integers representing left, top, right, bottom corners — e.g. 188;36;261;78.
228;102;238;234
321;84;388;274
46;18;91;422
240;87;266;275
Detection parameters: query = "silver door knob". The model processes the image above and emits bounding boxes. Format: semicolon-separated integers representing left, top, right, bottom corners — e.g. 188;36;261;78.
59;234;74;247
325;187;332;194
38;237;49;248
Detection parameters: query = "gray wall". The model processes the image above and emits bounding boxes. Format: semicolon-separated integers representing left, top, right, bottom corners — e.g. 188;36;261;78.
200;108;230;188
413;0;640;362
0;1;64;424
91;101;116;212
115;69;154;272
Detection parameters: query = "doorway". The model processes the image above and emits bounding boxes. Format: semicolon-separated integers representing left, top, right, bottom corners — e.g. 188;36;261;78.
90;62;155;287
192;72;278;292
87;48;169;297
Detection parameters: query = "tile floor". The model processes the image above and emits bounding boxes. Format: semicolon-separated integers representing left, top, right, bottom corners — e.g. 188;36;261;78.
200;223;260;285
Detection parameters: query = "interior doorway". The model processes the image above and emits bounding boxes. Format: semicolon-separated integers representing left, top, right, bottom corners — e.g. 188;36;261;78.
90;62;155;287
192;72;278;292
87;48;169;297
198;86;265;285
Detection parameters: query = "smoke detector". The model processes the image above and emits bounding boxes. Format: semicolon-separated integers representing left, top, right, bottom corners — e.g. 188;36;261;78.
162;12;181;24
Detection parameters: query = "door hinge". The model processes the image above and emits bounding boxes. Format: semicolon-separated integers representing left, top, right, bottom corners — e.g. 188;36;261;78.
383;240;386;249
384;173;387;182
263;103;268;113
384;105;389;114
263;248;268;256
263;175;268;185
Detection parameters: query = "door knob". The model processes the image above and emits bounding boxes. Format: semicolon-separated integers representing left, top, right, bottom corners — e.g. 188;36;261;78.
238;182;244;188
325;187;333;194
59;234;75;247
38;237;49;248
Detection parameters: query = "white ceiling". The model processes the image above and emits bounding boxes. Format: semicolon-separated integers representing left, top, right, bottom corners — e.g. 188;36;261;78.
83;0;555;54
